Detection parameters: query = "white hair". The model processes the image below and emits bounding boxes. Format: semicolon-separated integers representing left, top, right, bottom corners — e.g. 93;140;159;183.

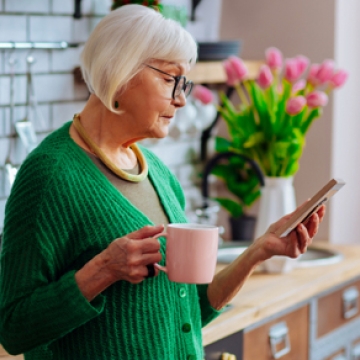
80;4;198;113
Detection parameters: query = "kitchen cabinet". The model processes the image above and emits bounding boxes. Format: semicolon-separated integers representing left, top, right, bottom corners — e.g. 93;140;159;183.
203;243;360;360
243;305;309;360
317;279;360;338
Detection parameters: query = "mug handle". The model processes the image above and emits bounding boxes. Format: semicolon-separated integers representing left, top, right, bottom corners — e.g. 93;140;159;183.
153;232;168;273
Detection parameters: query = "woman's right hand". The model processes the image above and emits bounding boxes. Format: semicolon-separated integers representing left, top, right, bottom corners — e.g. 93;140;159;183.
99;224;164;284
75;225;164;301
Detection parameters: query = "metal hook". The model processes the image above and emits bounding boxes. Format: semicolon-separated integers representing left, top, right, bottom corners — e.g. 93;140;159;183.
7;42;17;65
26;46;36;64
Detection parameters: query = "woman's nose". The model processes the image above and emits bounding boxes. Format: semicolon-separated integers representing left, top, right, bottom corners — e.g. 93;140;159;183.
172;92;186;108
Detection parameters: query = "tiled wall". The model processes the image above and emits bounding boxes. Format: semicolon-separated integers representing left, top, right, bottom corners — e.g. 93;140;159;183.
0;0;209;231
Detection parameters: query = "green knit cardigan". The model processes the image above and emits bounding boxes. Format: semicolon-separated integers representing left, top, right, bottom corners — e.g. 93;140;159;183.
0;122;222;360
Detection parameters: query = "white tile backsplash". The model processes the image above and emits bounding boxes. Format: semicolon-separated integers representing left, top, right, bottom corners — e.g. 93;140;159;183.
4;0;50;13
29;16;73;42
33;73;75;102
51;47;82;72
52;0;74;14
0;108;5;136
0;75;27;105
0;199;6;229
0;76;10;105
91;0;111;16
52;0;93;15
0;138;10;165
0;51;3;75
0;15;27;42
52;101;86;129
72;17;92;43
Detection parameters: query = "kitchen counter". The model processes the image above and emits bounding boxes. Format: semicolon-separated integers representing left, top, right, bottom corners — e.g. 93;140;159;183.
202;242;360;346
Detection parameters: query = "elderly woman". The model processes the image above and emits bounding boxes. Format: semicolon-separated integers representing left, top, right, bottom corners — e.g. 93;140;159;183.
0;5;324;360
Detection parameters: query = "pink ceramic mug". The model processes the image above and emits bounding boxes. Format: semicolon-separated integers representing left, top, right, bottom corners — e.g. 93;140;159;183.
154;223;219;284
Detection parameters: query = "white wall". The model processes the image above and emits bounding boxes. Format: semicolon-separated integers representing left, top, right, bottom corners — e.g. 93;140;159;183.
330;0;360;244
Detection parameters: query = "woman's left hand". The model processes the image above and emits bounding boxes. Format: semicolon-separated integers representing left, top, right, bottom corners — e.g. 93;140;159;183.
253;205;326;261
208;205;326;310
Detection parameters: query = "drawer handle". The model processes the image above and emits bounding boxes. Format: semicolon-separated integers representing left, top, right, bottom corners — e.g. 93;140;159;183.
352;343;360;360
342;287;359;319
268;321;291;359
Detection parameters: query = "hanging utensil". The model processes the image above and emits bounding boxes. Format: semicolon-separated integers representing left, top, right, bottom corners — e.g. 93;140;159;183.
15;53;37;153
4;53;18;187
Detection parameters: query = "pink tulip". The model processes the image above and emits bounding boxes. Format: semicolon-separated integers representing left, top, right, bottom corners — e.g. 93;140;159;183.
284;58;301;82
329;69;349;88
295;55;310;77
223;56;248;86
258;65;273;89
307;64;320;86
265;47;283;70
306;91;328;108
223;59;238;86
191;85;214;105
292;79;306;94
286;96;307;115
228;56;248;81
316;60;335;84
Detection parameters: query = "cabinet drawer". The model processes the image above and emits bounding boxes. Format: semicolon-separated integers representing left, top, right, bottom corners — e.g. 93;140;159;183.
317;279;360;338
243;305;309;360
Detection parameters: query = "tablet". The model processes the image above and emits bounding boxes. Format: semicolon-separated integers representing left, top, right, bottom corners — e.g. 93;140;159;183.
274;178;346;238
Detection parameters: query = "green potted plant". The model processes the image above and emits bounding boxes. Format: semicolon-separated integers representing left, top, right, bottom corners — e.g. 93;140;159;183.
212;48;348;239
111;0;161;11
111;1;187;27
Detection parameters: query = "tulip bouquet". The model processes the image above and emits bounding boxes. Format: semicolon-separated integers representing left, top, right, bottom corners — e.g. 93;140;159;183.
211;48;348;218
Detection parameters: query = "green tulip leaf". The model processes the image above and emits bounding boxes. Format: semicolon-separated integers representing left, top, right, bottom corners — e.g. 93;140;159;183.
273;141;291;159
215;137;232;153
243;132;265;148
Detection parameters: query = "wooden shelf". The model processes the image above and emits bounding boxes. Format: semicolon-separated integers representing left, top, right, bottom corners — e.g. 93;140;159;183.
188;60;263;84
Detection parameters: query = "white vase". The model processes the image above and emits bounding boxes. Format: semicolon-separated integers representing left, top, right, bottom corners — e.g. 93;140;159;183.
254;176;297;239
254;176;297;273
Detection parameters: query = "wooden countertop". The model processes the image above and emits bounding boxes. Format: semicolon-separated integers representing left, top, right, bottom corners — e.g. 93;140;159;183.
202;242;360;346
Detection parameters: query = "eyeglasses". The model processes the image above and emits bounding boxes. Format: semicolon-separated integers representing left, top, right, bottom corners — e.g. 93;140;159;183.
144;64;193;99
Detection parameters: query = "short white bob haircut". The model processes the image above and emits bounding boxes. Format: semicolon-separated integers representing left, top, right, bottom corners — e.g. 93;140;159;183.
80;4;198;113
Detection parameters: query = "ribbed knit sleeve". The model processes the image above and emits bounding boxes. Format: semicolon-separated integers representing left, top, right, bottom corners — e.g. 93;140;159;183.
0;153;105;355
196;284;224;327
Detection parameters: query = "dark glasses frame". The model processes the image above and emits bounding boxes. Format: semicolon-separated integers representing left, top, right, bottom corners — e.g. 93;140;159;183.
144;64;193;99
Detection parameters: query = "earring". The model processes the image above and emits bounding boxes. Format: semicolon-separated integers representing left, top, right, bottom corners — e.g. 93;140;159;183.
114;101;119;109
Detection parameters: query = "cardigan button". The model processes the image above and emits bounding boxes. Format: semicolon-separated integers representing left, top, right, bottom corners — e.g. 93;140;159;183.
179;287;186;298
182;323;191;333
187;355;196;360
